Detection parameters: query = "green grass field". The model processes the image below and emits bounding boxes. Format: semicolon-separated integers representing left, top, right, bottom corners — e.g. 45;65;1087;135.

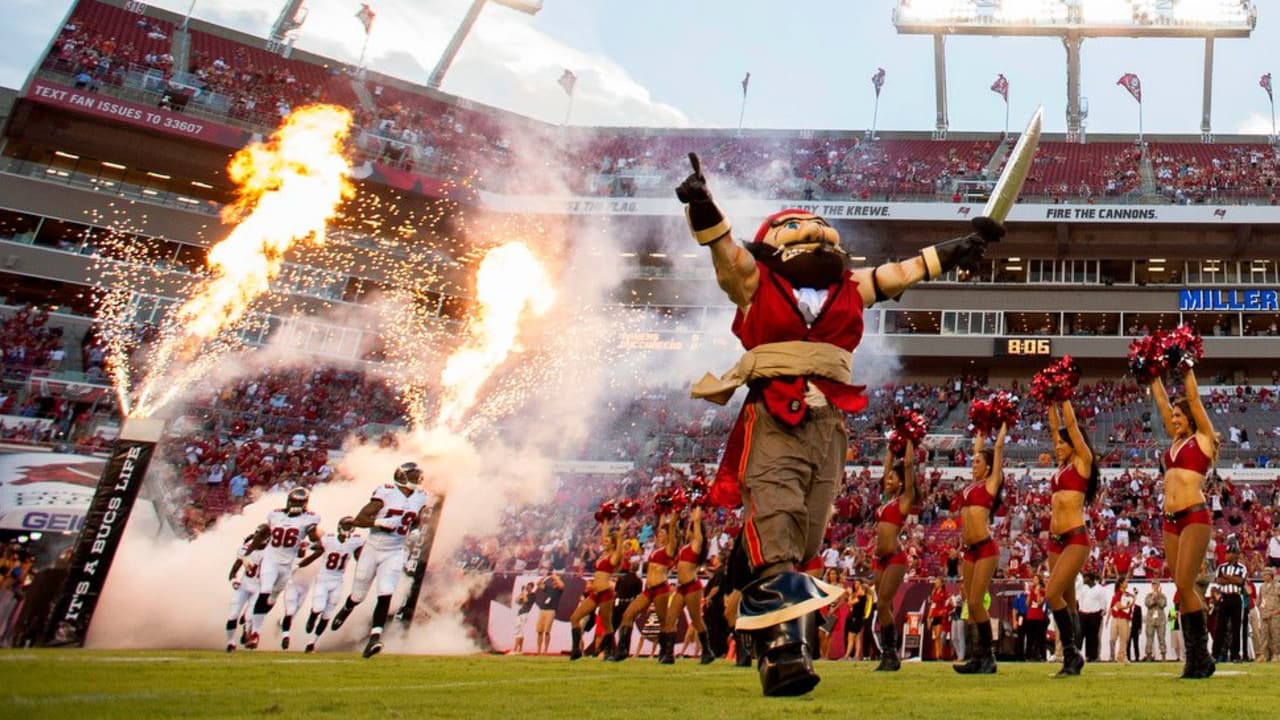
2;650;1278;720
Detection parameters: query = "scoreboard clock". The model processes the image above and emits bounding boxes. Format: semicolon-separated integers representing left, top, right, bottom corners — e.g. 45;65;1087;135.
995;337;1053;356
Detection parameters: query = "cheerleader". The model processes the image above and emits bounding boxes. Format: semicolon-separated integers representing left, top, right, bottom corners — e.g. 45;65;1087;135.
1151;366;1218;678
872;441;916;671
609;512;676;662
664;505;714;664
1044;399;1099;676
568;515;623;660
953;423;1007;674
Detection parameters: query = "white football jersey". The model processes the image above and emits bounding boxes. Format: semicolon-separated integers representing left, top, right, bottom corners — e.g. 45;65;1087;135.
263;509;320;564
316;532;365;580
367;484;429;550
236;543;264;592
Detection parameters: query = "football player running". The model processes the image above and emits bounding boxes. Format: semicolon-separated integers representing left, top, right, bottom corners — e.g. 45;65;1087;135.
278;537;319;650
300;516;365;653
225;527;266;652
330;462;431;658
246;487;322;649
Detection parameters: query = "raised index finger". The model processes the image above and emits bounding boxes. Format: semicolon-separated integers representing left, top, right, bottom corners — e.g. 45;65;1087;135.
688;152;702;176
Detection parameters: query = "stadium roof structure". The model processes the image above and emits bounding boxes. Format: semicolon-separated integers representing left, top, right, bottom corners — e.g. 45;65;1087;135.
892;0;1258;141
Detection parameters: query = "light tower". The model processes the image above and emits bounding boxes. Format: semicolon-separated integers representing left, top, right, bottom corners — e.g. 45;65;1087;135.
427;0;543;90
267;0;308;56
892;0;1256;142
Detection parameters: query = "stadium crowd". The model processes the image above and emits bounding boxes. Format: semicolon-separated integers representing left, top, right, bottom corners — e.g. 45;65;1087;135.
34;0;1280;213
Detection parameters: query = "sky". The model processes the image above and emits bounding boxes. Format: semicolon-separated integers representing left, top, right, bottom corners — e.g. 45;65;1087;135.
3;0;1280;136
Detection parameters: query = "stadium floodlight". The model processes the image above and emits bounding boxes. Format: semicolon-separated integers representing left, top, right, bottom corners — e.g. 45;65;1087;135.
428;0;543;90
893;0;1256;36
892;0;1256;140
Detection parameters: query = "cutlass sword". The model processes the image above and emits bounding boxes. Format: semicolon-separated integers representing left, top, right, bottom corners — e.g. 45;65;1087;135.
983;105;1044;224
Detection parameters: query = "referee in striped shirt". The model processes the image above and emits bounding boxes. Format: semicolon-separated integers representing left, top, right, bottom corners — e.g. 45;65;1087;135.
1215;543;1248;663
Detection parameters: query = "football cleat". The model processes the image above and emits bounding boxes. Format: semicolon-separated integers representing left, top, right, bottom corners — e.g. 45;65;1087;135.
245;632;260;650
281;636;290;650
304;643;316;654
362;635;383;659
226;643;236;653
331;606;351;631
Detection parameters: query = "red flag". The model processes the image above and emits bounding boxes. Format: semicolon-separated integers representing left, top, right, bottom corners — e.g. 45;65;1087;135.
355;3;375;35
1262;73;1274;103
1117;73;1142;103
558;69;577;96
741;72;750;98
872;67;886;98
991;73;1009;103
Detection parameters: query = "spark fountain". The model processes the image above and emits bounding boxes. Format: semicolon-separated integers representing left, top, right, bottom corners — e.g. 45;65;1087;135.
46;105;354;646
385;240;556;625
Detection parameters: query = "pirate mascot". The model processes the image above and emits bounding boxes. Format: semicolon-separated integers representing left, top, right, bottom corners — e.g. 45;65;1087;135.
677;150;1011;695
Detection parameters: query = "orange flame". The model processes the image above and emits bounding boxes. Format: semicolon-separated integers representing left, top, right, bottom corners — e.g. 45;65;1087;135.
434;242;555;431
130;104;353;417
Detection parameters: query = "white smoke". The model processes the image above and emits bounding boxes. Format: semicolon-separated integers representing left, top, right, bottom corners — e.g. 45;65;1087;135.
86;113;908;655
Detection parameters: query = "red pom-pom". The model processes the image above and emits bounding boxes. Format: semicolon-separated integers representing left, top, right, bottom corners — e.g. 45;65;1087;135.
1127;333;1167;384
617;499;641;520
594;500;617;523
669;488;689;512
653;491;674;514
687;477;711;507
1031;356;1081;403
888;410;928;455
970;392;1020;435
1161;324;1203;372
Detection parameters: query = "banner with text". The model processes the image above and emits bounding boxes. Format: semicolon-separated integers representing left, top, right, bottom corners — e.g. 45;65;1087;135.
0;452;102;532
26;80;252;148
477;191;1280;225
45;432;158;646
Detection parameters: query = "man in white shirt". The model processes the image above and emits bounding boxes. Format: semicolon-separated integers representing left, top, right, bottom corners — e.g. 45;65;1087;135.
1268;529;1280;569
1076;572;1112;663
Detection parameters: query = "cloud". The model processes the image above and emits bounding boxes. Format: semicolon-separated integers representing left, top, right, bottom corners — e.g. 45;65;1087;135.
135;0;690;128
1235;112;1273;136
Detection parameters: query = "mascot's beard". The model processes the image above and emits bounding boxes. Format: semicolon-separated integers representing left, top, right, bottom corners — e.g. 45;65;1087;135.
761;246;847;289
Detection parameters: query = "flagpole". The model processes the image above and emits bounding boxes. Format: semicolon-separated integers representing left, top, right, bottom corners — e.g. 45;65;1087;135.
563;91;575;127
871;93;880;141
1139;100;1144;145
1004;94;1010;137
1271;94;1276;142
358;31;371;70
738;93;748;136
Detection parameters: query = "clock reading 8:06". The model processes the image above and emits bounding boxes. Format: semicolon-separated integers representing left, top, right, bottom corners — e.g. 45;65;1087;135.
997;338;1053;356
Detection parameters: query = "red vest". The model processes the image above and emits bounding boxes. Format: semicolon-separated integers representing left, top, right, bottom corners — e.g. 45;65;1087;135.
708;262;868;508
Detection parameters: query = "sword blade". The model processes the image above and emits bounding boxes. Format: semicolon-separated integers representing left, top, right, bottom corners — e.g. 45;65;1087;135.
982;105;1044;223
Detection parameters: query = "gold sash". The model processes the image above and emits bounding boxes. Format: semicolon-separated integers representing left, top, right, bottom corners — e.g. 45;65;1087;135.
690;341;852;405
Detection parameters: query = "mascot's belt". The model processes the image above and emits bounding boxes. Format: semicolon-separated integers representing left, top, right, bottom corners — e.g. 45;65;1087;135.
690;341;851;406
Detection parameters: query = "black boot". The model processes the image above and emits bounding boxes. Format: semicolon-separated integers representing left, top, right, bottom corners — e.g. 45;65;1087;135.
607;625;632;662
569;627;583;660
1053;608;1084;677
954;621;997;674
657;631;676;664
597;632;614;661
952;622;973;669
1181;610;1216;679
874;623;901;671
698;630;715;665
751;612;821;696
737;572;839;696
734;631;753;667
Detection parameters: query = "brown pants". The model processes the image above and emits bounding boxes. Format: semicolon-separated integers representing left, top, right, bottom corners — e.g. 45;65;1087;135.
1259;615;1280;661
739;401;846;573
